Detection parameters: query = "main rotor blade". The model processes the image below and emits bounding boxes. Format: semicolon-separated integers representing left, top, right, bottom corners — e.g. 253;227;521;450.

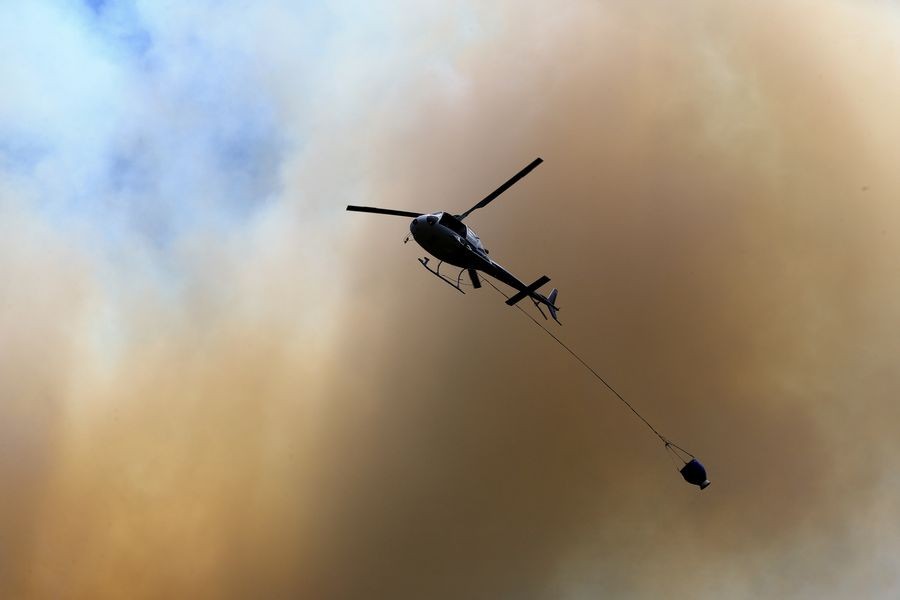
458;157;543;220
346;205;422;218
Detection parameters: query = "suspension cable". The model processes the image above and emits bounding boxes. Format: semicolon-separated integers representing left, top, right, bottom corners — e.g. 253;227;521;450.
483;278;693;458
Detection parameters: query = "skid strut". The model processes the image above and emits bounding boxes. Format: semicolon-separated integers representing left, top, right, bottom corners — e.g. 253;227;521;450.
418;257;466;294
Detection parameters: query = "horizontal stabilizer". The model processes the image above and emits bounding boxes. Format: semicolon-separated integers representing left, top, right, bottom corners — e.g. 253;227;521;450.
505;275;550;306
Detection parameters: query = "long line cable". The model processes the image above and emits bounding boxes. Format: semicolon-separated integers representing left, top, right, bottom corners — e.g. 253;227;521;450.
483;278;695;460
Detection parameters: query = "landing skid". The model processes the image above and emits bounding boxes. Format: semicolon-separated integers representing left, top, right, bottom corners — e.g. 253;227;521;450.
418;257;466;294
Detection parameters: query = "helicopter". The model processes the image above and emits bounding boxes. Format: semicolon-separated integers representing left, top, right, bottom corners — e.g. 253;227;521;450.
347;157;560;323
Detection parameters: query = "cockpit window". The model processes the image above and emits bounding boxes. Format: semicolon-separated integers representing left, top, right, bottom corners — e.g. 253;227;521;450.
426;215;437;225
437;212;468;236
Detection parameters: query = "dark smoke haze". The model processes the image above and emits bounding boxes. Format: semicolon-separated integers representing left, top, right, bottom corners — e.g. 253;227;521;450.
2;1;899;597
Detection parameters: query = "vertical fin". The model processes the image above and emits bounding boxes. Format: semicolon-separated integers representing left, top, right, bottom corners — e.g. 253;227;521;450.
547;288;559;323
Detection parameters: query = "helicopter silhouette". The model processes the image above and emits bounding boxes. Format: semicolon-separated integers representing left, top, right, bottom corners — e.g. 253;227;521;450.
347;157;560;323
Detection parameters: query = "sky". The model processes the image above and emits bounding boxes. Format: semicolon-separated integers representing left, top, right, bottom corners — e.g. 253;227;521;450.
2;0;900;597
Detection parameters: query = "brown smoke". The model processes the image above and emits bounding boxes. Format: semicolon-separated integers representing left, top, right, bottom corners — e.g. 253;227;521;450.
4;0;900;597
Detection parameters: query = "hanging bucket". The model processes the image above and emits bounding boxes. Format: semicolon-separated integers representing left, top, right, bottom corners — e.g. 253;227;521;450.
680;458;710;490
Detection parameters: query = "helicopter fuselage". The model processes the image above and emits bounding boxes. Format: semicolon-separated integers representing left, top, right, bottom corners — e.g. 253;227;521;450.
345;156;558;322
409;211;527;291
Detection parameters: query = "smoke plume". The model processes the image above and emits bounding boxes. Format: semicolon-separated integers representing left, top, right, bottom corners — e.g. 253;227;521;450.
2;0;899;597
